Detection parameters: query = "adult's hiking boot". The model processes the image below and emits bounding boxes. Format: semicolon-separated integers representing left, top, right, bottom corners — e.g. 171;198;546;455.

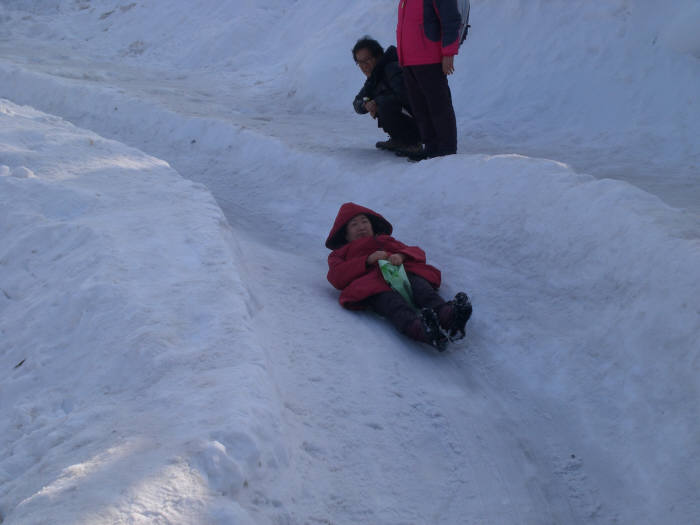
376;138;405;151
395;144;427;160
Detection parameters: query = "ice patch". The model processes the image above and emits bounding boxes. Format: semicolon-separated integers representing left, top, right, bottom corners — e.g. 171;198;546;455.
10;166;36;178
189;439;247;497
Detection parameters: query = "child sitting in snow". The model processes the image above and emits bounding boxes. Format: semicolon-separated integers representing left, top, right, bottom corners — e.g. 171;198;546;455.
325;202;472;351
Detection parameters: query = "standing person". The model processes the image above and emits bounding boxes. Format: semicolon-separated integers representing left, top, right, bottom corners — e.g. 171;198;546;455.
396;0;463;160
352;37;422;154
326;202;472;351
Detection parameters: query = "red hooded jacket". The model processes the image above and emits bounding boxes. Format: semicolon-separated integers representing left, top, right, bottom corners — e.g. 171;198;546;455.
326;203;441;309
396;0;462;66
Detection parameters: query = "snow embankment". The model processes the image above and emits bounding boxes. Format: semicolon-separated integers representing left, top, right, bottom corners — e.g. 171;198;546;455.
3;0;700;188
0;99;286;524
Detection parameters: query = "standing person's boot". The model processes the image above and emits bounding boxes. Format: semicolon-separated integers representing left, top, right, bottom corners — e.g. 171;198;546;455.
399;146;457;162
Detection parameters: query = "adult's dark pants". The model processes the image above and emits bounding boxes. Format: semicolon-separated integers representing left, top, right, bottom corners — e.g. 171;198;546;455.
366;273;445;335
376;98;421;145
402;63;457;156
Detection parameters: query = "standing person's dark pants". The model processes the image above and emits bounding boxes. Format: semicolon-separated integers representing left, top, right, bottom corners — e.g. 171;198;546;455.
402;64;457;157
376;98;421;146
366;273;446;336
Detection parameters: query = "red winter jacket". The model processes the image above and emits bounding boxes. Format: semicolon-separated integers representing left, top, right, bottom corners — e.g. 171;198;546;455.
397;0;462;66
326;203;441;309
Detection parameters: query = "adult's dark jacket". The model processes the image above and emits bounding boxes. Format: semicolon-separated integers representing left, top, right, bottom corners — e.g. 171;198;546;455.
353;46;412;115
326;202;441;309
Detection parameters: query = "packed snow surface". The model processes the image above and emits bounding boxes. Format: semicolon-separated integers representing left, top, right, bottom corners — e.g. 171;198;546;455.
1;1;699;524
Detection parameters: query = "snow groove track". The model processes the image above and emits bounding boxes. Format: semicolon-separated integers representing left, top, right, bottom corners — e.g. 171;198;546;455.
240;233;586;524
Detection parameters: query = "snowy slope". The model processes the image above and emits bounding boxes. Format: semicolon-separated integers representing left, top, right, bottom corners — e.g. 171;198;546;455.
1;1;699;524
0;100;289;524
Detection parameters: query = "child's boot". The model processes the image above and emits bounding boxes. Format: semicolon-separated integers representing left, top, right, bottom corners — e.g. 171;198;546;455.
406;308;449;351
437;292;473;341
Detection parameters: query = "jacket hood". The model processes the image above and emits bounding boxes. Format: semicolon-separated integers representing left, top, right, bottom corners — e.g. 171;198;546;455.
381;45;399;65
325;202;393;250
369;45;398;83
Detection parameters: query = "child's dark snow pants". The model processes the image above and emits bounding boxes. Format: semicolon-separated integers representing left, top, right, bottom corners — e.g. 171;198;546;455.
366;273;445;336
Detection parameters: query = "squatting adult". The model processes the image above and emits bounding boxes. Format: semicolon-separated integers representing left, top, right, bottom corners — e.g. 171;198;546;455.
352;37;422;154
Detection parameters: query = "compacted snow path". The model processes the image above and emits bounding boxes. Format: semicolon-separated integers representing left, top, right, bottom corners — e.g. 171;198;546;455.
2;43;699;220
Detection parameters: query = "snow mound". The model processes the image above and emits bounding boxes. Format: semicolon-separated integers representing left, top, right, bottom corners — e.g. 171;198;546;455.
0;99;288;524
